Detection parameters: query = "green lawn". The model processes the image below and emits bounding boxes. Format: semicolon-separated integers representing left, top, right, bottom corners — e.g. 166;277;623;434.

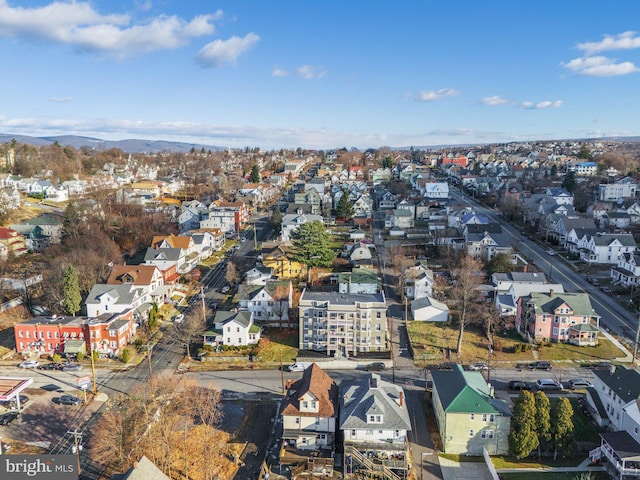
537;338;624;362
254;329;298;365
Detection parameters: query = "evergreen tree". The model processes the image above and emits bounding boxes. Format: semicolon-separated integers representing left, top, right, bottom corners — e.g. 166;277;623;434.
382;156;393;169
249;164;260;183
487;252;516;276
550;164;558;177
335;190;355;219
270;207;282;231
562;170;577;193
534;391;552;459
551;397;574;459
508;390;539;459
290;221;335;282
148;302;159;331
62;264;82;315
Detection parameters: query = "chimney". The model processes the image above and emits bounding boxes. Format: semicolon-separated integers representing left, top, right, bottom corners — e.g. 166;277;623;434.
488;384;495;398
610;364;616;375
133;461;139;469
549;289;554;298
399;391;404;407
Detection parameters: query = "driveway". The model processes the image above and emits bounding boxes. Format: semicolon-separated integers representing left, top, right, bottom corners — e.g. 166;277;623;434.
439;457;494;480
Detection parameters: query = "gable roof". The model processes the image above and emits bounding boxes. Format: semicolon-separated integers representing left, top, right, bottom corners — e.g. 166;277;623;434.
431;364;511;415
109;456;169;480
214;310;253;329
281;363;338;418
339;373;411;431
593;366;640;404
591;233;636;247
528;291;597;317
107;265;159;286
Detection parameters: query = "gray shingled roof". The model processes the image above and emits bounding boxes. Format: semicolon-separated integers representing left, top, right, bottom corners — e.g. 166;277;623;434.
301;291;385;305
339;374;411;431
593;366;640;404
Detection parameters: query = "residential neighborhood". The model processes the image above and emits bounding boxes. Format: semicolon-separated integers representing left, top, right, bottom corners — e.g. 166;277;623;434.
1;139;640;480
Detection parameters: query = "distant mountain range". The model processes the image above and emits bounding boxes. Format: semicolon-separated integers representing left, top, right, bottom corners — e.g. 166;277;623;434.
0;133;225;154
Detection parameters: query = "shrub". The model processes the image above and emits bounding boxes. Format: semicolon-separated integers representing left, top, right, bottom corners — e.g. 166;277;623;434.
76;351;85;361
51;353;61;363
121;347;133;364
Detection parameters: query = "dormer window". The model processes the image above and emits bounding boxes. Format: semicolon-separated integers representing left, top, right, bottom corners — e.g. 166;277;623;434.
368;415;383;424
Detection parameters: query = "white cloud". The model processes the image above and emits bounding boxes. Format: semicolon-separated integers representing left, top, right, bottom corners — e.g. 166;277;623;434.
0;1;220;58
272;67;288;77
415;88;459;102
520;100;562;109
196;32;260;68
48;97;73;103
577;31;640;55
482;95;509;106
296;65;327;79
561;55;639;77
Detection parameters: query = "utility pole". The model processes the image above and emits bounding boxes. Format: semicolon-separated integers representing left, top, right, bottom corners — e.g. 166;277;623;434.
634;311;640;364
253;223;258;251
280;350;285;394
68;430;83;474
90;348;97;395
201;286;206;325
144;343;154;383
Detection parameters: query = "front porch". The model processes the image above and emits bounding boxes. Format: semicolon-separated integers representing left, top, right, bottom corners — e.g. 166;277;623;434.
568;324;599;346
590;431;640;479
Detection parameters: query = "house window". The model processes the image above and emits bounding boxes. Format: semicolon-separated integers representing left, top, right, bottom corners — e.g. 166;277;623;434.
470;414;475;420
376;312;381;319
488;430;494;439
490;414;495;422
19;331;23;338
351;430;356;437
295;417;300;424
469;429;474;437
481;431;487;439
47;331;51;339
303;401;308;409
482;414;487;422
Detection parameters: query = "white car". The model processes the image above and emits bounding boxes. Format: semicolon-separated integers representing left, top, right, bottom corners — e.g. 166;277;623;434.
18;360;39;369
173;314;185;324
568;378;593;390
469;362;488;371
221;286;231;294
546;249;556;256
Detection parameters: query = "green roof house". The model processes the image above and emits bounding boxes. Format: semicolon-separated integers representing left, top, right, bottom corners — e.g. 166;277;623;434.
431;364;511;455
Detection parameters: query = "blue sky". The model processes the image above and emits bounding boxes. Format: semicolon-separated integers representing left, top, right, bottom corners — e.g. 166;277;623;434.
1;0;639;150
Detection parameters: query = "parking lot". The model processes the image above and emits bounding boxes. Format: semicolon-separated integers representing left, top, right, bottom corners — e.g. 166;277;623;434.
0;366;106;451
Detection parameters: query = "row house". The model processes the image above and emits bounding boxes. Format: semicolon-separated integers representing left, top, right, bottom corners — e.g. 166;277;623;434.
298;290;388;357
14;310;135;357
611;252;640;288
518;291;600;345
579;233;636;265
237;280;293;327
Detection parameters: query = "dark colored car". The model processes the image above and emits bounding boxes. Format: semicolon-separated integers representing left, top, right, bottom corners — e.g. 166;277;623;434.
436;362;456;371
38;363;63;371
508;380;532;390
62;364;82;372
55;395;81;406
0;411;19;426
528;361;552;370
585;361;613;370
364;362;386;372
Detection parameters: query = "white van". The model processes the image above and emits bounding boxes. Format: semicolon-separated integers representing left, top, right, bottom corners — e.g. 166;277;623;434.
287;362;312;372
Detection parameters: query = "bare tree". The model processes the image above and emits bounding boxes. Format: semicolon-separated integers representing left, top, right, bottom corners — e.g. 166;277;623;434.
225;260;239;285
172;304;207;358
449;255;486;357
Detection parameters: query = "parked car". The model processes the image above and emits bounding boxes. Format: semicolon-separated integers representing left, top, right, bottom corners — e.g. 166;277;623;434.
173;314;185;324
536;379;562;391
585;361;613;370
208;302;217;309
221;285;231;294
37;362;61;371
0;411;19;426
546;249;556;256
62;364;82;372
436;362;456;371
468;362;488;371
568;378;593;390
55;395;81;406
18;360;39;369
601;287;612;295
287;362;311;372
528;361;552;370
364;362;386;372
508;380;532;391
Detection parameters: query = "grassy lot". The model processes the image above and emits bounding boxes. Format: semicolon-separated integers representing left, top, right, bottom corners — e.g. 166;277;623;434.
408;321;625;366
537;338;624;362
499;473;609;480
408;322;532;365
254;328;298;365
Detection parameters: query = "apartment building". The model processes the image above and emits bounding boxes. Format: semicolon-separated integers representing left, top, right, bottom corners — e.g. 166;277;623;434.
298;290;388;356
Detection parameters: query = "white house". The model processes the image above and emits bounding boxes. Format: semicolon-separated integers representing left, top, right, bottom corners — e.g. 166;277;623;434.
281;213;324;242
281;363;338;452
611;252;640;288
599;177;637;202
580;233;637;265
245;265;274;285
423;182;449;199
85;284;151;319
237;280;292;326
411;296;449;322
205;311;261;347
404;263;434;299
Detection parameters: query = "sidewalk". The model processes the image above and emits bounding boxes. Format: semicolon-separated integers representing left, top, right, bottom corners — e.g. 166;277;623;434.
599;327;635;363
